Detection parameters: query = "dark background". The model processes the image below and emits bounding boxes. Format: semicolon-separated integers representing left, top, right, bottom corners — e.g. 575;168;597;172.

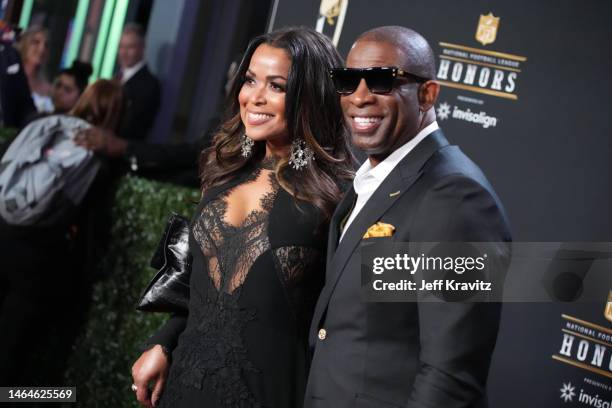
271;0;612;406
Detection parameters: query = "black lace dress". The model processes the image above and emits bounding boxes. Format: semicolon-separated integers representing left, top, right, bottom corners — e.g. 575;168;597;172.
147;158;326;408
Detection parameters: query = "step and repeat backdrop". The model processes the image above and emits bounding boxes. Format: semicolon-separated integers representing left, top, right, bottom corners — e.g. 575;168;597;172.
270;1;612;406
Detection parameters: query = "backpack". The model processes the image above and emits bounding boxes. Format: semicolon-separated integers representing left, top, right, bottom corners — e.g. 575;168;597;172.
0;115;100;226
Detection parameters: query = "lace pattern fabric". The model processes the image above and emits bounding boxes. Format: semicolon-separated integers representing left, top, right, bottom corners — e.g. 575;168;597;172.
272;246;322;326
159;157;324;407
162;291;260;407
272;246;320;287
164;159;280;407
194;158;277;294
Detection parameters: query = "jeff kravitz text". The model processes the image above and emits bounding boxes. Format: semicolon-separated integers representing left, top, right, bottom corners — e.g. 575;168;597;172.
369;252;493;294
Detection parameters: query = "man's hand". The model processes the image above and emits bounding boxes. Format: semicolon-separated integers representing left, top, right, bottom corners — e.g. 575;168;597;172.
75;127;128;157
131;345;170;407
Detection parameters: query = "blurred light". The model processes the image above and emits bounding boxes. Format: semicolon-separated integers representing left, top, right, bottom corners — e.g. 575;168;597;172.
91;0;117;80
18;0;34;29
64;0;90;69
100;0;128;78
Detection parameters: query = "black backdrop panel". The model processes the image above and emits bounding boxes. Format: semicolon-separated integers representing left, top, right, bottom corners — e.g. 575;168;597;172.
271;0;612;242
271;1;612;406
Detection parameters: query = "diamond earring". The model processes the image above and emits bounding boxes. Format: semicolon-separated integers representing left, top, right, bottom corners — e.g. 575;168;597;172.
288;138;314;170
241;133;254;157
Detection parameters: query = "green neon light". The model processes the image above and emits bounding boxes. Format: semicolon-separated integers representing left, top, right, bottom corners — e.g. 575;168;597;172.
91;0;117;80
18;0;34;29
64;0;90;68
100;0;129;79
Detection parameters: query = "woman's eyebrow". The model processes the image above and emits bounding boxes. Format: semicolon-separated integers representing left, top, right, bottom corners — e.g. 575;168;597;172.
246;69;287;81
266;74;287;80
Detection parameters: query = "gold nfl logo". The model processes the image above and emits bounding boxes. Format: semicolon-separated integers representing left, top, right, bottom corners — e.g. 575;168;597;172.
476;13;500;46
316;0;349;46
605;291;612;323
320;0;342;25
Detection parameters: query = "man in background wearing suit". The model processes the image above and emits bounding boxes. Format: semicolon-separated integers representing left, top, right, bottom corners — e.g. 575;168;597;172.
116;23;160;141
304;26;511;408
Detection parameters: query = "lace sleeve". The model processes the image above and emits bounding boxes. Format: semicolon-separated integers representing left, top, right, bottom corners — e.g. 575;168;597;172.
272;246;321;284
272;246;324;327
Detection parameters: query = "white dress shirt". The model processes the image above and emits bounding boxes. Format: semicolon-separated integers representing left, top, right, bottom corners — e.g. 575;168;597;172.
340;121;439;241
119;60;145;84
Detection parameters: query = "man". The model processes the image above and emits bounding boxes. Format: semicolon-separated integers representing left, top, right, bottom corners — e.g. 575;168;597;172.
116;23;161;141
304;26;511;408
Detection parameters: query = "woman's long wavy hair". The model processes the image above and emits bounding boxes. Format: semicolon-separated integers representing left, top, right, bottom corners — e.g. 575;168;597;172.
199;27;354;221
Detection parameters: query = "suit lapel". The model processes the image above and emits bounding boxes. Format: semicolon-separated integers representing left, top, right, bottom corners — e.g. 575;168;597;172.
121;64;148;89
312;130;450;329
326;188;356;265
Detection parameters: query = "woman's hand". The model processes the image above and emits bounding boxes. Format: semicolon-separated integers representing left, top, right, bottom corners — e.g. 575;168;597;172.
131;345;169;407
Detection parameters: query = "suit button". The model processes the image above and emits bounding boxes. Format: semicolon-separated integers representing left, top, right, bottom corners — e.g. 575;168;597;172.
318;328;327;340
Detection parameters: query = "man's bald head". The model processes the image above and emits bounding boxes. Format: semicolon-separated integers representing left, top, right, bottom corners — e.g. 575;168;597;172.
356;26;436;80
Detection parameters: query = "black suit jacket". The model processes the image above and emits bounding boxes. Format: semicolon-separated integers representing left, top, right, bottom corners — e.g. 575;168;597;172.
0;42;35;128
118;64;161;141
304;130;511;408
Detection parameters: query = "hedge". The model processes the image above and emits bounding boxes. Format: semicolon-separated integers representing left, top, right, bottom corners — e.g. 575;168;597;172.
0;127;18;155
64;175;199;407
0;127;18;144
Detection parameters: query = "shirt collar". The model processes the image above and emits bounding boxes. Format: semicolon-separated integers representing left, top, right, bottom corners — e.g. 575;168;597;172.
121;60;146;84
353;121;439;194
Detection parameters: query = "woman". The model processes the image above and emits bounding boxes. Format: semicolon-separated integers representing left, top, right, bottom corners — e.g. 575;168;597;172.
131;27;353;408
17;25;53;113
51;60;93;113
0;79;122;386
68;79;122;130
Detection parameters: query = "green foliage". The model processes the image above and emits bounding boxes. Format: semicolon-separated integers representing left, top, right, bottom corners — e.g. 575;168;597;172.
0;127;18;144
64;175;199;407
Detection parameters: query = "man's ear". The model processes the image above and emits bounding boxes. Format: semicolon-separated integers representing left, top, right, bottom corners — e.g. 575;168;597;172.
418;80;440;111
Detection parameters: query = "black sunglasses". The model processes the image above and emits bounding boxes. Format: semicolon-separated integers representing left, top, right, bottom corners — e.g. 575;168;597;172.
329;66;430;95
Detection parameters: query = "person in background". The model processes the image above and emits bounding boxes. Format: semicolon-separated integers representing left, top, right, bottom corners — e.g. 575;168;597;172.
116;22;161;141
16;25;53;113
75;56;243;187
75;115;218;188
0;79;123;387
51;60;93;114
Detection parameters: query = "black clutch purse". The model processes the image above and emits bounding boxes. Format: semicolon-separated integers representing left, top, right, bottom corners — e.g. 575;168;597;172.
137;213;192;313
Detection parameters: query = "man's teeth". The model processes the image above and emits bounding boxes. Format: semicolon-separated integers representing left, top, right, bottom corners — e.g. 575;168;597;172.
354;116;381;124
250;113;273;120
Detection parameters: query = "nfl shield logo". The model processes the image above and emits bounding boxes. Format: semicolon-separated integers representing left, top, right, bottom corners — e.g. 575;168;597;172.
605;291;612;323
476;13;500;46
320;0;342;25
317;0;348;46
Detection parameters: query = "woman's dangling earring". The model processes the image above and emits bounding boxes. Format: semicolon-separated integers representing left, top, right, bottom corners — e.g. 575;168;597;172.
241;133;254;157
288;138;314;170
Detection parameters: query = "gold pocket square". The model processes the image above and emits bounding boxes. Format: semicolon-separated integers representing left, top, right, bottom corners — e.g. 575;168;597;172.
363;222;395;239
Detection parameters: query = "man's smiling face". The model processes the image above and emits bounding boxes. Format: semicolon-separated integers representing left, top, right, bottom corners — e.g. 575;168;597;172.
342;40;423;161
